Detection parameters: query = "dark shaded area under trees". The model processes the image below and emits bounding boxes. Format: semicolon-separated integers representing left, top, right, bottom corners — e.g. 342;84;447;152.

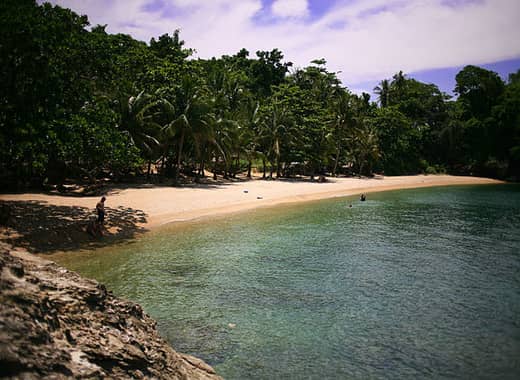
0;200;148;253
1;0;519;192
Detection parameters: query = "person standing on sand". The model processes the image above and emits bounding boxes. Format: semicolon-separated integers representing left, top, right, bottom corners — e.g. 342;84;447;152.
96;196;106;226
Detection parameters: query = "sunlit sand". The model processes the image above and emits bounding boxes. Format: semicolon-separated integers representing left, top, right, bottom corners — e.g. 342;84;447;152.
1;175;502;232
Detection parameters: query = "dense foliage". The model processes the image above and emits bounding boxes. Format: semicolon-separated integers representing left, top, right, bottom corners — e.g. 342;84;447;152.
1;1;519;189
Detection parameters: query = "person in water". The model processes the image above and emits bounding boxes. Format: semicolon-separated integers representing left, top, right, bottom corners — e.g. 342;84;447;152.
96;196;106;225
360;193;366;201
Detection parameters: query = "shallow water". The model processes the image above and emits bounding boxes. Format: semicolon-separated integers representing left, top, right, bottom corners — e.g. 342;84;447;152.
53;184;520;379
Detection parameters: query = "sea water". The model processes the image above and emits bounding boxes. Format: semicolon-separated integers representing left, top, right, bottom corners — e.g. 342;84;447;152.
53;185;520;379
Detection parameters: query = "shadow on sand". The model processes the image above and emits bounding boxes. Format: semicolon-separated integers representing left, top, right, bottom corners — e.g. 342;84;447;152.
0;200;148;254
32;178;240;197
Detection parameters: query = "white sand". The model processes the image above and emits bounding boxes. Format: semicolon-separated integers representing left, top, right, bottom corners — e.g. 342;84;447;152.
0;175;502;230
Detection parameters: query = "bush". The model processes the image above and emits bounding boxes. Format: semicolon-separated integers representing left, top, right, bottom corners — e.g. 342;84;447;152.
425;164;447;175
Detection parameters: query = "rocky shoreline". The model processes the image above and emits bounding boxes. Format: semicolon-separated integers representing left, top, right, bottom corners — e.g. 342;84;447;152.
0;247;221;379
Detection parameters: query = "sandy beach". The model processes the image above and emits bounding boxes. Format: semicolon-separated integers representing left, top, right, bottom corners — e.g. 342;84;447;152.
0;175;503;253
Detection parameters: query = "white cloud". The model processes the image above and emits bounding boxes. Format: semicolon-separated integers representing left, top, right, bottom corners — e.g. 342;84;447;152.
271;0;309;19
39;0;520;90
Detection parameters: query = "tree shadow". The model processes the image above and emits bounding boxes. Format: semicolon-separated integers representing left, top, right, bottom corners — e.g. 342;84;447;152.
0;200;148;254
30;178;239;197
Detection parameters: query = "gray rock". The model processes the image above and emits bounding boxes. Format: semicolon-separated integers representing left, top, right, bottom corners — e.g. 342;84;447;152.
0;248;222;379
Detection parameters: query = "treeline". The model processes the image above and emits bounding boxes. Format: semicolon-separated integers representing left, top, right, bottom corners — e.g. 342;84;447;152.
1;1;519;190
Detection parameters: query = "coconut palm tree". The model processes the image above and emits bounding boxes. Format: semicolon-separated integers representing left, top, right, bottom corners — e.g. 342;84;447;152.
160;75;212;185
390;71;407;105
118;91;161;179
373;79;390;108
238;98;261;178
351;123;380;176
260;101;291;179
328;91;355;176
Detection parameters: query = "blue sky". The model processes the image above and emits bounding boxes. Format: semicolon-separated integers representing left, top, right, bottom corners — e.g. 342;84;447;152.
409;58;520;96
356;57;520;97
41;0;520;95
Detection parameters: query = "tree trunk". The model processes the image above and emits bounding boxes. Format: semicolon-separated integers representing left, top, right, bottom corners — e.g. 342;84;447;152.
213;156;218;180
166;148;173;178
199;157;205;177
146;160;152;181
247;160;252;178
174;130;185;186
332;148;340;177
262;158;266;179
223;156;229;179
234;153;240;178
160;156;165;177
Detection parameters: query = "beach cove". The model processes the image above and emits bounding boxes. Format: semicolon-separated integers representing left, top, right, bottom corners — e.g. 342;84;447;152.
2;175;518;379
0;175;502;254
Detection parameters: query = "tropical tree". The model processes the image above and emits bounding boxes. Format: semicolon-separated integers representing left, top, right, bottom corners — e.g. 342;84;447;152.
437;102;466;167
149;29;193;63
369;106;418;174
328;90;356;176
453;65;506;173
159;73;212;185
374;79;390;108
249;49;292;98
237;98;262;178
351;123;380;176
455;65;505;119
260;99;293;179
389;71;407;105
118;91;161;179
489;70;520;178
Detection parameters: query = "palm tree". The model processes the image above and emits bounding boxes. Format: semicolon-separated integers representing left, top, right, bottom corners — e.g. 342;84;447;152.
118;91;161;179
205;67;250;179
351;123;380;176
328;91;355;176
390;71;407;105
191;114;217;179
260;101;291;179
373;79;390;108
239;98;261;178
438;103;464;165
160;75;212;185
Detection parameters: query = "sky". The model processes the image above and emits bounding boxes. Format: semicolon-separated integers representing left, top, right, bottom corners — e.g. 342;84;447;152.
39;0;520;96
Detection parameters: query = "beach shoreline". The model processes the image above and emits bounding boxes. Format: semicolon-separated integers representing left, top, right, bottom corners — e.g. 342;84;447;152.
0;174;508;378
0;175;504;254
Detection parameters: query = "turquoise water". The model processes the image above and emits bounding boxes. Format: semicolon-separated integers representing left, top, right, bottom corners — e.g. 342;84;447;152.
54;185;520;379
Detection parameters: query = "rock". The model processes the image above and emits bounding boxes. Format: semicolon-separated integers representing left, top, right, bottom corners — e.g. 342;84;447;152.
9;262;23;278
0;248;222;379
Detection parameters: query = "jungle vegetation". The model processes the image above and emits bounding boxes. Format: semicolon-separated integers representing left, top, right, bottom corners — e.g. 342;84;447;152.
1;0;519;190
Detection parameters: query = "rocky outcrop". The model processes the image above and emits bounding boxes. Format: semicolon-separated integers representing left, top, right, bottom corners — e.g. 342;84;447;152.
0;248;221;379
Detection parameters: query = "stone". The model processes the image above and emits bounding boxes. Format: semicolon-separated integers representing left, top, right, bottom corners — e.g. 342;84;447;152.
0;248;222;379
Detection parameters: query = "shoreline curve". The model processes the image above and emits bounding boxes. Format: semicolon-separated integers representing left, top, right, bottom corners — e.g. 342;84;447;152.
1;175;504;239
